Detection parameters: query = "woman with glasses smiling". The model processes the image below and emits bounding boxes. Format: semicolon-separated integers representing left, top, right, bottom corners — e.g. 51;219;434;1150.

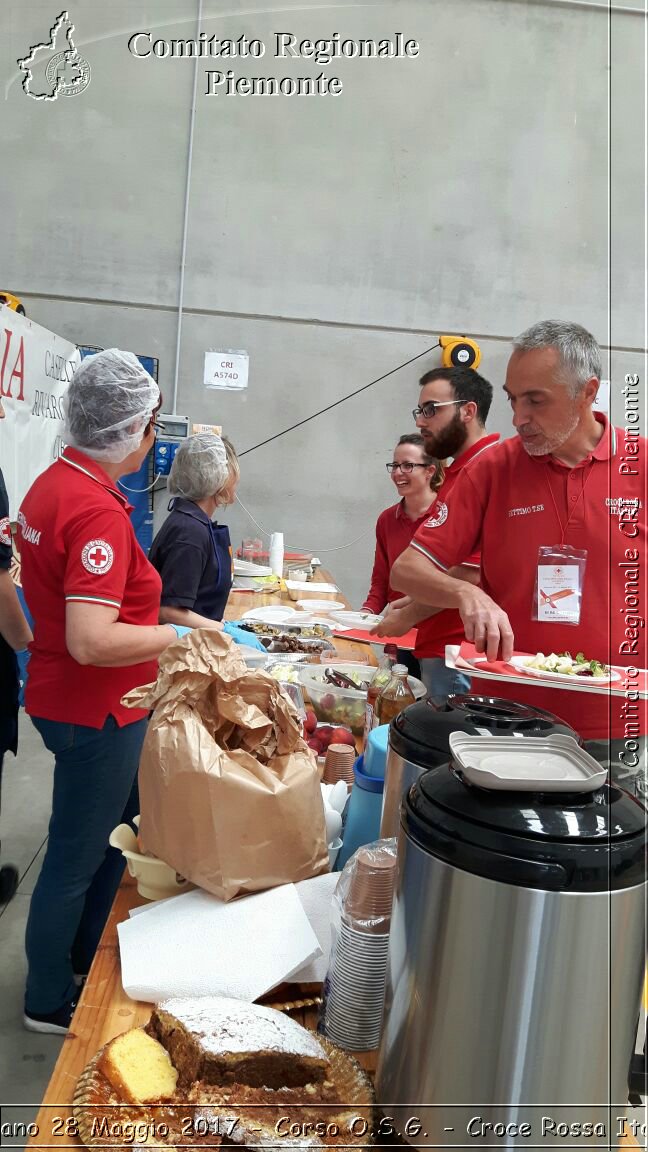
362;435;443;672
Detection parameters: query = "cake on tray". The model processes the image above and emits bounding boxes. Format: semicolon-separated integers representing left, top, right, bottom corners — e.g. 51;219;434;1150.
74;996;374;1151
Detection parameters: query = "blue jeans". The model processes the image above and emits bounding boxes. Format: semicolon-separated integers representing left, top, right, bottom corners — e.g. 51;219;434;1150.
25;714;147;1015
419;657;471;707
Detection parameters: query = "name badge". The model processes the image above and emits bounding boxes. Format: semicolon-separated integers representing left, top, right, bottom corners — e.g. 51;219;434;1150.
532;545;587;626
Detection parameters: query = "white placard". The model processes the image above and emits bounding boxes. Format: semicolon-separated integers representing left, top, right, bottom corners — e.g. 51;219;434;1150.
204;349;249;391
537;563;581;623
0;307;81;511
192;422;222;435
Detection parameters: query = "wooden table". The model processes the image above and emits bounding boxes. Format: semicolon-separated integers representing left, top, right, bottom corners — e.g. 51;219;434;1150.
28;569;378;1150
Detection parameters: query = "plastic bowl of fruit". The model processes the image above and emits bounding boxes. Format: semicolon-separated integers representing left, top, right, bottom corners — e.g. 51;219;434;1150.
300;662;426;736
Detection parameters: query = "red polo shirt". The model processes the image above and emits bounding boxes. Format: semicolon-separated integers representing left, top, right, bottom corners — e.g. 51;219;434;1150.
412;434;500;659
363;498;437;614
19;447;161;727
410;416;646;740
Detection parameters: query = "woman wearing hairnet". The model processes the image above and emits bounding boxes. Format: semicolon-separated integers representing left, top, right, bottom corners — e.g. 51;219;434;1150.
18;349;190;1034
149;433;239;628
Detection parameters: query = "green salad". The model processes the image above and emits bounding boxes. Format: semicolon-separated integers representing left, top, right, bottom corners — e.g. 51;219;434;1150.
526;651;609;678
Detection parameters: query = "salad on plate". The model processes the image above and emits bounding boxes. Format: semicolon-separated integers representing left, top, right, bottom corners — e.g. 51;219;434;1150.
523;651;611;678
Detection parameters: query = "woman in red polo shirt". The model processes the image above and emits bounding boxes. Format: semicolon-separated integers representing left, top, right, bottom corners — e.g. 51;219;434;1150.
363;435;443;613
18;350;187;1034
363;434;443;675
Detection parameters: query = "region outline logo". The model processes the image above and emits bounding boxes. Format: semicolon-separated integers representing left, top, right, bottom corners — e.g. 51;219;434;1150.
18;10;91;101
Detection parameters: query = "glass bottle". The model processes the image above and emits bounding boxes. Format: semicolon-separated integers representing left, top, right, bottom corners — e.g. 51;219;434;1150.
375;664;416;726
363;645;398;746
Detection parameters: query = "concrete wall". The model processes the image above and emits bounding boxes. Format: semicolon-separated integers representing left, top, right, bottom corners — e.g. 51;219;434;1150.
2;0;645;604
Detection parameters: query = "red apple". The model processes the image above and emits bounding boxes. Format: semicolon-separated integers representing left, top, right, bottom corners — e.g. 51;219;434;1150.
316;726;334;750
330;726;355;747
304;709;318;735
307;738;323;755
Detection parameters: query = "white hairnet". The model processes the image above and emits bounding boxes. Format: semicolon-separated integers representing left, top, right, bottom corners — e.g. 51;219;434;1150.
64;349;160;463
168;433;230;501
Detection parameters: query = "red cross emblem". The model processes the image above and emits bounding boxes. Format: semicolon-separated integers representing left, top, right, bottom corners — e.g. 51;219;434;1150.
81;539;114;575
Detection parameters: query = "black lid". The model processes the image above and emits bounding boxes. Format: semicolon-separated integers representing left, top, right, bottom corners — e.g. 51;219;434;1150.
389;694;577;771
403;765;647;892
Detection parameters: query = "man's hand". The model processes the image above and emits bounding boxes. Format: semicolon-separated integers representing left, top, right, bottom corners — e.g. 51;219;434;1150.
372;596;416;637
457;584;514;663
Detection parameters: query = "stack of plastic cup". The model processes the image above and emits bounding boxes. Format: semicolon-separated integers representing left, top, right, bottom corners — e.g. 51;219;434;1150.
323;743;356;786
321;842;396;1050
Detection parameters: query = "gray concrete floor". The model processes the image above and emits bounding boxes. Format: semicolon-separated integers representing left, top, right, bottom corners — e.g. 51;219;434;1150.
0;715;645;1148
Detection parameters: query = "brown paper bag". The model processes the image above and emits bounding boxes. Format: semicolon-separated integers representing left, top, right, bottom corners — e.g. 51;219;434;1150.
122;629;330;901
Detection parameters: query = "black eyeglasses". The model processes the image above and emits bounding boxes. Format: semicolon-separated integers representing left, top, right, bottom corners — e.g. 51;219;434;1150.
412;399;465;420
386;462;428;474
148;413;166;433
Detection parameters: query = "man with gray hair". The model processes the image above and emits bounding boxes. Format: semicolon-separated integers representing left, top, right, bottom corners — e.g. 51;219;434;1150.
391;320;646;792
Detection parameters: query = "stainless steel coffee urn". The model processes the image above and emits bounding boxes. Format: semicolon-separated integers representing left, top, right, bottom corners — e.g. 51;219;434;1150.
376;765;647;1148
381;694;578;838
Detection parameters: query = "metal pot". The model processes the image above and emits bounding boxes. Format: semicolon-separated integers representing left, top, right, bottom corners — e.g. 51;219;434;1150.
380;694;578;838
376;765;647;1148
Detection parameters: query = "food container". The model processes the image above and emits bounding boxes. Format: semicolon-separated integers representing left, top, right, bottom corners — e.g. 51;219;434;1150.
109;819;194;902
233;576;280;592
264;636;335;658
237;644;270;670
319;651;370;666
279;680;307;720
301;663;426;736
265;661;305;682
239;620;332;639
237;622;335;660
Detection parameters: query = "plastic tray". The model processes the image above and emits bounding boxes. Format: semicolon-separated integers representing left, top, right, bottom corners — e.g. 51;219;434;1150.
448;732;608;793
239;620;332;638
265;636;335;656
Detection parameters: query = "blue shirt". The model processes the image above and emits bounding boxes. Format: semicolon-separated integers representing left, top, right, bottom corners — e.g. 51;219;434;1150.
149;498;233;622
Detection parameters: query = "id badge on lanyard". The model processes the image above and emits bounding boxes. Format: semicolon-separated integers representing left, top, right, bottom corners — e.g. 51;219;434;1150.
532;545;587;626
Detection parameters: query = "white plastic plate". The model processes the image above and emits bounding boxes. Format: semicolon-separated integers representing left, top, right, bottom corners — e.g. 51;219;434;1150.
330;610;383;630
509;654;620;684
295;599;346;613
449;732;608;793
241;606;300;625
233;559;273;577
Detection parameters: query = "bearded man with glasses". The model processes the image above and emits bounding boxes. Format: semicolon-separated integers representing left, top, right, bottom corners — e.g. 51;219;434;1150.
375;365;499;704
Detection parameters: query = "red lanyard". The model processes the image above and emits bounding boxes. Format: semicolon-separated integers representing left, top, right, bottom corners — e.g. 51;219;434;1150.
543;462;595;547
